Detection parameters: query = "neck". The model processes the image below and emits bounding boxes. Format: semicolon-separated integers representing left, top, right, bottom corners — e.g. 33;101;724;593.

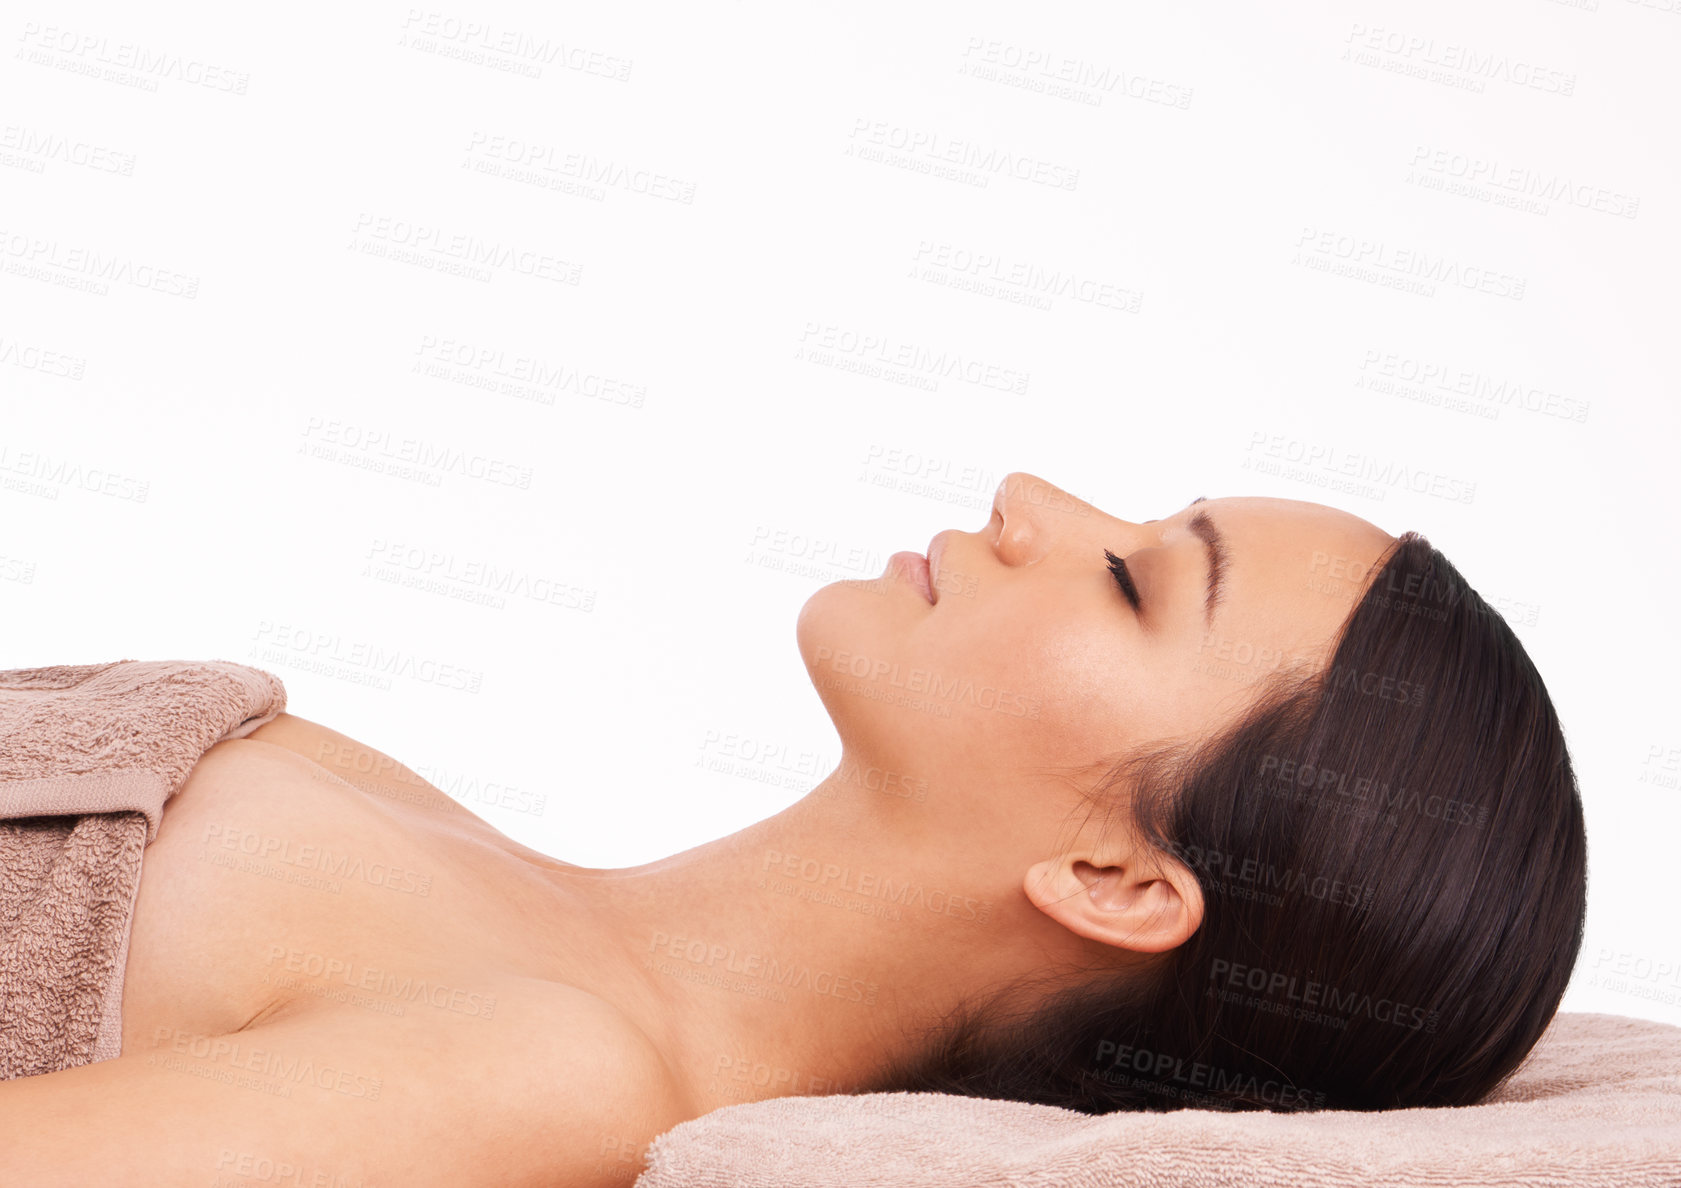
543;752;1097;1115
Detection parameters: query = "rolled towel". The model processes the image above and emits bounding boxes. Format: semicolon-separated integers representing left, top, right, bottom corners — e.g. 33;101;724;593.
0;659;286;1080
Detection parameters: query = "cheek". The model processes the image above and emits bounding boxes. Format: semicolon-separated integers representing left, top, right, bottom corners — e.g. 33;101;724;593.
1032;625;1147;756
993;616;1230;770
936;612;1149;764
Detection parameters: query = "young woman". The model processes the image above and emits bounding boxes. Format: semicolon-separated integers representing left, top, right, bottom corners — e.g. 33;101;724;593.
0;472;1586;1187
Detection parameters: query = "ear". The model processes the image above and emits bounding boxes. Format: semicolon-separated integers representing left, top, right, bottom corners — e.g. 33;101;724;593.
1023;846;1203;955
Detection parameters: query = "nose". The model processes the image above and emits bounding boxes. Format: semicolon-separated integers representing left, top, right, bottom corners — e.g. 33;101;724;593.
990;471;1103;566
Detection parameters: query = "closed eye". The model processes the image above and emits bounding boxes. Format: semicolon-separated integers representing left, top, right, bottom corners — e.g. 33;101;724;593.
1104;548;1140;611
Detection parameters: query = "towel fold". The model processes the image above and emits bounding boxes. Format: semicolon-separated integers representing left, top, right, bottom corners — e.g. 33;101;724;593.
636;1011;1681;1187
0;659;286;1080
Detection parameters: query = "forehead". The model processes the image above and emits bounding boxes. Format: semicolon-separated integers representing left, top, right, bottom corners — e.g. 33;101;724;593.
1180;495;1395;640
1194;496;1391;557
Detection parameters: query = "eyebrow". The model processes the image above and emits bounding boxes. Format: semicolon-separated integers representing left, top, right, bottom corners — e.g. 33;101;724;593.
1187;505;1228;628
1143;495;1227;626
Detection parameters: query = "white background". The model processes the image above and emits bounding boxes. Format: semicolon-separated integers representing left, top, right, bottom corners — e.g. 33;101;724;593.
2;0;1676;1026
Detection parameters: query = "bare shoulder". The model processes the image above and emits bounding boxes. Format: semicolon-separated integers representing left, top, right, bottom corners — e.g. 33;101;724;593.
3;983;690;1188
237;710;579;868
241;711;465;814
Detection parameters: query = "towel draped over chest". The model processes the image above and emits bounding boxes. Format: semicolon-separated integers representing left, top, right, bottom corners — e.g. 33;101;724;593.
0;659;286;1081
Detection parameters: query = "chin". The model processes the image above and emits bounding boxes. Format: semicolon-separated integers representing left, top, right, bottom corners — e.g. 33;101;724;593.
797;578;880;682
797;573;966;768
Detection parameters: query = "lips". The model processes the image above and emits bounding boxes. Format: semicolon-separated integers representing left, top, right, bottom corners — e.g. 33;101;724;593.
886;551;935;603
926;531;949;600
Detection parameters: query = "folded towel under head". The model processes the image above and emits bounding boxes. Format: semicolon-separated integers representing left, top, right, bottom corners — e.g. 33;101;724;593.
635;1011;1681;1187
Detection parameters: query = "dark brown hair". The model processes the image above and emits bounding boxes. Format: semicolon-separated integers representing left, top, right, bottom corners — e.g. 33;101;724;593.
870;532;1588;1113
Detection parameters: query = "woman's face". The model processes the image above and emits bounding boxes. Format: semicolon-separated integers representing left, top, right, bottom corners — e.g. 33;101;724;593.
796;472;1395;822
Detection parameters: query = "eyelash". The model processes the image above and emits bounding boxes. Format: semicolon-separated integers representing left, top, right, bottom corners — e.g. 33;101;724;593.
1103;548;1141;612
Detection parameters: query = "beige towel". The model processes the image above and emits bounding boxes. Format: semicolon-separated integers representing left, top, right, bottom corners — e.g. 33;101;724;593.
0;659;286;1080
636;1011;1681;1186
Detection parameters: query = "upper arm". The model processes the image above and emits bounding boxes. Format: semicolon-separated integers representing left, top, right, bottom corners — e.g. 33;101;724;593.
1;1001;691;1188
0;1017;384;1187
